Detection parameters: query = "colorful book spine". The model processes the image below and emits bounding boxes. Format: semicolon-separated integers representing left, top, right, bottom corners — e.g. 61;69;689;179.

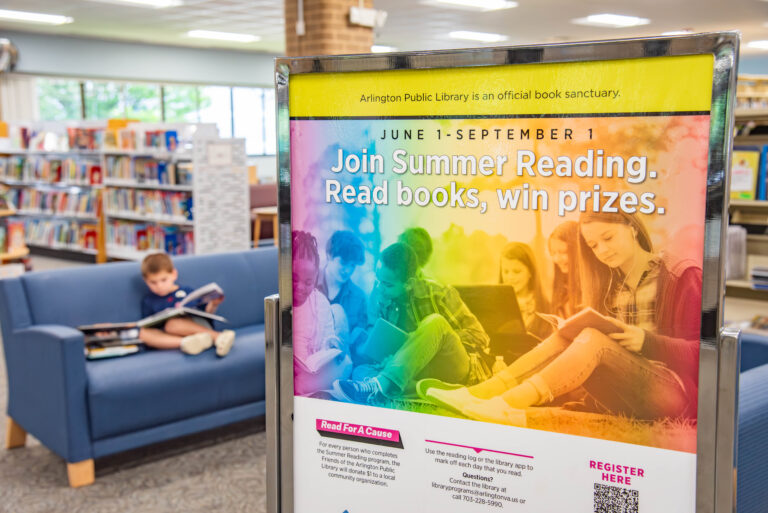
759;145;768;201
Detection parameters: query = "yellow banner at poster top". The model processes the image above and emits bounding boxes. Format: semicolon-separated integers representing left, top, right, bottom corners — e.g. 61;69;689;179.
289;54;714;118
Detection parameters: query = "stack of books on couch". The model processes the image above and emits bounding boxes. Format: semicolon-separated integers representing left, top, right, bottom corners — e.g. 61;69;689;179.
79;324;143;360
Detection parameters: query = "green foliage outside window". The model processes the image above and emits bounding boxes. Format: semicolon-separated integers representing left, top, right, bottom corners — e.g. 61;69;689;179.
36;79;81;121
124;83;161;122
85;81;124;120
163;85;212;123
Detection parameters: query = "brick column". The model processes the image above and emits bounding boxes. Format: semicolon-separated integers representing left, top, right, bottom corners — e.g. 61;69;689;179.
285;0;374;56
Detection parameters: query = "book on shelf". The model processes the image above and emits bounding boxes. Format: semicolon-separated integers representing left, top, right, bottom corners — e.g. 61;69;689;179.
81;224;98;250
106;220;194;255
0;191;11;211
749;266;768;289
104;129;118;150
23;218;96;251
16;188;97;217
136;226;148;250
89;165;103;185
106;189;193;220
119;128;136;150
166;131;178;152
77;282;226;332
6;220;25;252
731;146;761;200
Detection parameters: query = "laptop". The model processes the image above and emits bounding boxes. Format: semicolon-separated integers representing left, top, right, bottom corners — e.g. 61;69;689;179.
453;284;536;360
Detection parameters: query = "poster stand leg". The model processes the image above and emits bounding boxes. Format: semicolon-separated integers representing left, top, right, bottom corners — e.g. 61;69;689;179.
715;326;740;513
265;294;281;513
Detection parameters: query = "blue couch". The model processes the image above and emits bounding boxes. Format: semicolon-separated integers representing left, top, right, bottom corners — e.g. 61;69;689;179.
739;332;768;512
0;248;277;487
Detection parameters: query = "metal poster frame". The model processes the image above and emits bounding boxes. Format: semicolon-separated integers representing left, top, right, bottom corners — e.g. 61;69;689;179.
267;32;741;513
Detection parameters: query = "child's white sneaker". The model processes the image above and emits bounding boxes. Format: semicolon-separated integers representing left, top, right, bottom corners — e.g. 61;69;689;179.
181;333;213;355
215;330;236;357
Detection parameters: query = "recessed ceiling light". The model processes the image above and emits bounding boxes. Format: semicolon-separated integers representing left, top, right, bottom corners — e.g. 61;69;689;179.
747;40;768;50
371;45;398;53
87;0;183;7
661;30;694;36
449;31;508;43
422;0;517;12
0;8;73;25
572;14;650;28
186;30;260;43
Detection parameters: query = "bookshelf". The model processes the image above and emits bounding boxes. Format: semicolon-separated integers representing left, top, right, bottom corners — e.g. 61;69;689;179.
0;149;105;263
737;75;768;110
724;72;765;323
102;136;196;259
0;121;219;262
727;97;768;308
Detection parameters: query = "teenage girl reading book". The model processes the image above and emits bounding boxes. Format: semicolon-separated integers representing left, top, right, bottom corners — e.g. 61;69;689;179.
421;211;702;425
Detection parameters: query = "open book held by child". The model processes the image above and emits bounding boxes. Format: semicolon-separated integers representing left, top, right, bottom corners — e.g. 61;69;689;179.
79;254;236;358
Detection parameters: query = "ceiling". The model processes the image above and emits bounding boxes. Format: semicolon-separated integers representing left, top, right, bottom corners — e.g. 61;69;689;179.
1;0;768;57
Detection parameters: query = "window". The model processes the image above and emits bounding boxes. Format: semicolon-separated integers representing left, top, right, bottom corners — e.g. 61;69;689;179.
263;88;277;155
36;78;82;121
124;83;161;122
198;86;233;139
163;85;200;123
233;87;265;155
35;77;276;155
84;81;124;120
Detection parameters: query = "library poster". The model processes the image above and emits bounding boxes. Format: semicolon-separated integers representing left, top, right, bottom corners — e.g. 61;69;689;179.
288;54;712;512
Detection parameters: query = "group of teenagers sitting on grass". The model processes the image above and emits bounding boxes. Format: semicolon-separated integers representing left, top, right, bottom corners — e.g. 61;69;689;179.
305;209;702;426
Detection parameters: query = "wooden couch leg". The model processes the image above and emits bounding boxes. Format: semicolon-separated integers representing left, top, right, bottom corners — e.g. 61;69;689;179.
67;459;95;488
5;417;26;449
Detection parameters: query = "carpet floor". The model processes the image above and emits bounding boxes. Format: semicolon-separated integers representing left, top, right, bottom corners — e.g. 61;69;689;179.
0;336;268;513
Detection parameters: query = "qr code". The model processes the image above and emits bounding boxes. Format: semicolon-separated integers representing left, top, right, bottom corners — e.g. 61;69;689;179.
594;483;639;513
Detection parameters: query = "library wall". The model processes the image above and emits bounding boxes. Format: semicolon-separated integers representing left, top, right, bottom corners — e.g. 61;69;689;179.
285;0;375;56
740;55;768;75
3;30;277;87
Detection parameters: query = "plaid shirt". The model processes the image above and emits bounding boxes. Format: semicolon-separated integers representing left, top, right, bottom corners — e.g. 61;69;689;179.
608;256;660;331
374;278;492;382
